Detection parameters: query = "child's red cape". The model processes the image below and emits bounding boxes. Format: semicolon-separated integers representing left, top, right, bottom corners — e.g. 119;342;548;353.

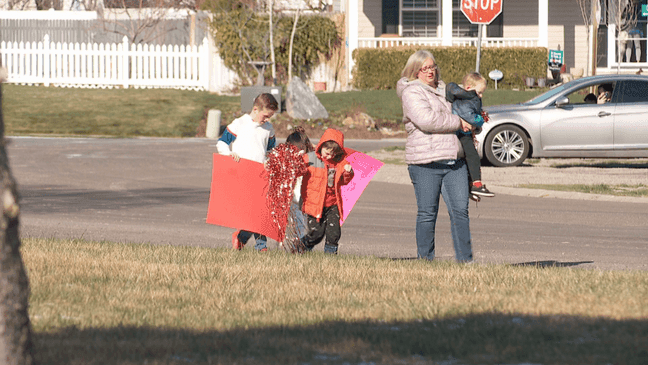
206;149;384;242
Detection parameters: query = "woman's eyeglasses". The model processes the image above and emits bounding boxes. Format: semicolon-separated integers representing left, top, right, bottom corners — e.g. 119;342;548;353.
419;65;438;73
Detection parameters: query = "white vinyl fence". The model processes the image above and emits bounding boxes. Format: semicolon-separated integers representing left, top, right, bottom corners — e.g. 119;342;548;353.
0;35;238;92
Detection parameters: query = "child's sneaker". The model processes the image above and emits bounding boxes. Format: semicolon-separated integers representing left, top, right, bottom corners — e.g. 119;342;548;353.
259;248;268;252
471;184;495;197
232;230;244;250
470;194;481;202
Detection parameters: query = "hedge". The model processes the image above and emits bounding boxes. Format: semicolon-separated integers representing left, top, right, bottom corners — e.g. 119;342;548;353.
352;46;548;90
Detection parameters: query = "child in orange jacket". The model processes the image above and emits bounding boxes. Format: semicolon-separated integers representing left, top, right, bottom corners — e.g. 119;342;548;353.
300;128;354;254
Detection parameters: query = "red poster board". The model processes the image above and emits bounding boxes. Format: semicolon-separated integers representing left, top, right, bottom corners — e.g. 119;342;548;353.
206;151;384;241
206;155;281;241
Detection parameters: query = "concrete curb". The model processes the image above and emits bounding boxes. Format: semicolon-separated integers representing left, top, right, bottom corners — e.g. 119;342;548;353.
372;163;648;204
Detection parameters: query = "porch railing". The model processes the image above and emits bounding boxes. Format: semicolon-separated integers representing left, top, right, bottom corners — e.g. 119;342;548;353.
358;37;539;49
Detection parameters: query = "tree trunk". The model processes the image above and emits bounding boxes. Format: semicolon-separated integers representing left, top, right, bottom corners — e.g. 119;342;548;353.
269;0;276;86
288;9;300;82
0;68;35;365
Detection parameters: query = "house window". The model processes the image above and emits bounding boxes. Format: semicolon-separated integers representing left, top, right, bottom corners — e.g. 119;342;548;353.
402;0;440;37
452;0;478;37
487;13;503;37
617;2;647;63
605;0;648;63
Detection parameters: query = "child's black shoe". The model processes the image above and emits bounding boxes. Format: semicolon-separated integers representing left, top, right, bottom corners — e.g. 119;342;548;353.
471;184;495;197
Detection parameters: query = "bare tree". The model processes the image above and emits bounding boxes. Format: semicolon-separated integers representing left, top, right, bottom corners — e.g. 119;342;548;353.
70;0;103;11
0;67;35;365
577;0;594;76
268;0;276;85
86;0;196;45
287;7;301;81
205;0;272;85
34;0;62;9
4;0;35;10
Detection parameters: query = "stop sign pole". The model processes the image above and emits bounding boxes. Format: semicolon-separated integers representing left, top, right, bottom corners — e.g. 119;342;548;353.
476;26;483;74
461;0;503;73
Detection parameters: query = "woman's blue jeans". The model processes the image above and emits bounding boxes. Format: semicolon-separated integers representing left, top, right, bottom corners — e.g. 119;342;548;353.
408;160;473;262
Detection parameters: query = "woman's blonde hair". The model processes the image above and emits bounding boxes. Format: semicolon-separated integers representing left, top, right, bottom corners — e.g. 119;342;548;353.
401;50;436;81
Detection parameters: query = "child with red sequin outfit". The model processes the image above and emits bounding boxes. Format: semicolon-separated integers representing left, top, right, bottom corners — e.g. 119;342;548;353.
282;127;314;252
300;128;354;254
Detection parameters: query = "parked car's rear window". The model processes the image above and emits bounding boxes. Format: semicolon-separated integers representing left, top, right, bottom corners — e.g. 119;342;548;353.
620;80;648;103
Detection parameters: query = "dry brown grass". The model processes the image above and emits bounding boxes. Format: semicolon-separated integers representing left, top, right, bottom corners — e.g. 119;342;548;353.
22;238;648;364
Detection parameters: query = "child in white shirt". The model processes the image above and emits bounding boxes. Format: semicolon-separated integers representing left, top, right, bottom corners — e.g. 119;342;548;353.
217;93;279;251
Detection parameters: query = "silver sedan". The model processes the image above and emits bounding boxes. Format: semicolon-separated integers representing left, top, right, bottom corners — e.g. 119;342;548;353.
476;74;648;166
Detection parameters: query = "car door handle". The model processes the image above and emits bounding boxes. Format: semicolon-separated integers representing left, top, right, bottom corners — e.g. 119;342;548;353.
598;111;611;117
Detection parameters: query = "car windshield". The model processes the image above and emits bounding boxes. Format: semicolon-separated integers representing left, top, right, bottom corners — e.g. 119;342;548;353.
523;84;568;105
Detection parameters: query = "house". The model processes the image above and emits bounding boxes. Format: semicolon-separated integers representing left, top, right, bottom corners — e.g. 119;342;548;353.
344;0;647;83
4;0;645;91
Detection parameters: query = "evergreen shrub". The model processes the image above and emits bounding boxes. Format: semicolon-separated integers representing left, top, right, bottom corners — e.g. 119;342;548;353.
352;46;548;90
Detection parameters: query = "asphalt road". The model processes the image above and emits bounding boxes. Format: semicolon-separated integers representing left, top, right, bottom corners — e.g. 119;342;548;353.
9;137;648;271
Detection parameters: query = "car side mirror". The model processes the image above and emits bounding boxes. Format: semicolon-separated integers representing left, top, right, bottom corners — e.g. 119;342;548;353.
555;97;570;107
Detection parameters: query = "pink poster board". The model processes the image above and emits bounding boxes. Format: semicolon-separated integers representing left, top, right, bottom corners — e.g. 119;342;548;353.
340;150;385;224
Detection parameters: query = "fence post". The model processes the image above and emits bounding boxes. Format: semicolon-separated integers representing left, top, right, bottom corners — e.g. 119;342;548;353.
121;36;129;89
200;37;209;90
43;35;50;87
206;109;221;139
206;24;217;93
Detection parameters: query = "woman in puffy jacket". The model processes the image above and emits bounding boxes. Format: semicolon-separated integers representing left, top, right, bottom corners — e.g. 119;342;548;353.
396;50;475;263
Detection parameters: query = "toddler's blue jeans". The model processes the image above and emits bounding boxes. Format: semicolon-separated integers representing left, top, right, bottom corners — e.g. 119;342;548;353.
237;230;267;251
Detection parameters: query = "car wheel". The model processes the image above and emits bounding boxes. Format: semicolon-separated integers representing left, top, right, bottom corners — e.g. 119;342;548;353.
484;125;529;167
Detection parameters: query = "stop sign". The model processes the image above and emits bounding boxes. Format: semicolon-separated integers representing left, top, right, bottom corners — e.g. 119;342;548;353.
461;0;502;24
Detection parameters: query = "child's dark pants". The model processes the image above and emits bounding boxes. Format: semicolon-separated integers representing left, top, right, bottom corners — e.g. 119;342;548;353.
458;133;481;183
304;205;341;254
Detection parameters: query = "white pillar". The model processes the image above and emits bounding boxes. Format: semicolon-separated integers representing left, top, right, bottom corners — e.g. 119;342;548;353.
398;0;402;35
348;0;359;83
206;13;218;93
608;23;617;69
538;0;549;48
442;0;453;46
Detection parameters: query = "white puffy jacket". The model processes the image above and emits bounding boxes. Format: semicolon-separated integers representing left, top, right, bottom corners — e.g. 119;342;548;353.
396;77;464;165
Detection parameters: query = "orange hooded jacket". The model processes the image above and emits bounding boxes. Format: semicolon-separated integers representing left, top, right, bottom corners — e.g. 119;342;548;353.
301;128;354;221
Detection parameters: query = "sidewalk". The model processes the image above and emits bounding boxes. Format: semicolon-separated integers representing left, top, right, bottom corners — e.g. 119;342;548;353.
371;161;648;204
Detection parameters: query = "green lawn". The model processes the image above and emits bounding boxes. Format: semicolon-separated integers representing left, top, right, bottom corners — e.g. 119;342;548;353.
1;84;543;137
